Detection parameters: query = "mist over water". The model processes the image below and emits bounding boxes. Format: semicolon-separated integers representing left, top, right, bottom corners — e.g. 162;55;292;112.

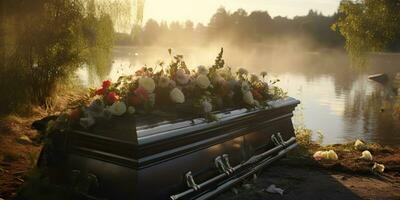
77;45;400;146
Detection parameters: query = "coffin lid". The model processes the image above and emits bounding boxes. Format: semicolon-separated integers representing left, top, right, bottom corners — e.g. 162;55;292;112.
70;97;299;146
64;97;299;168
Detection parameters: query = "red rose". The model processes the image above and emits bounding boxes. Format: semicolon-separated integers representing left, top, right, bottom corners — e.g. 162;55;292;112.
102;80;112;89
69;109;81;121
95;88;105;96
106;92;119;104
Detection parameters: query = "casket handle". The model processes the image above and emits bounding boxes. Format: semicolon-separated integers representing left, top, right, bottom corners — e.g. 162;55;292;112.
171;137;297;200
222;154;234;173
271;134;280;146
215;156;231;175
185;171;200;191
276;132;286;147
271;132;285;147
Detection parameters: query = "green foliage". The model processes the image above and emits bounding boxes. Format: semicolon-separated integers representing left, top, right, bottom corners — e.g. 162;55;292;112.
333;0;400;66
0;0;123;115
1;0;85;113
83;1;115;82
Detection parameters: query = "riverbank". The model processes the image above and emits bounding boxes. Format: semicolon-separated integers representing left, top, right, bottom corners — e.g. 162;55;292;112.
217;129;400;200
0;111;45;198
0;89;85;199
1;117;400;199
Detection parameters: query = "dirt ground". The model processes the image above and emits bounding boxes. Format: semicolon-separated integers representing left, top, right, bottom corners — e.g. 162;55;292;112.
0;111;45;199
1;113;400;200
216;157;400;200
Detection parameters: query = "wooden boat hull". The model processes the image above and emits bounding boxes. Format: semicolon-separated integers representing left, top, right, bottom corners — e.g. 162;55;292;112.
36;97;300;200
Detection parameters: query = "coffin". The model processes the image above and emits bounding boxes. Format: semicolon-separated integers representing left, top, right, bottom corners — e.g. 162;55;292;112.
36;97;300;200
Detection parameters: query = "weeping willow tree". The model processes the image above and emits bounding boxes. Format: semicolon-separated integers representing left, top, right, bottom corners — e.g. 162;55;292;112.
332;0;400;66
0;0;144;114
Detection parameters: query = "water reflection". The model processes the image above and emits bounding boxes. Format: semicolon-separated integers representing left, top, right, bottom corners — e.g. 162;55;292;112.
77;47;400;146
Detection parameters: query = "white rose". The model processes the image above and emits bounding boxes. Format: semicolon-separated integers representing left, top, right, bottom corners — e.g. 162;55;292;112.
139;77;156;93
360;150;373;161
241;81;251;93
170;88;185;103
327;150;338;160
243;91;254;105
354;139;367;150
176;69;189;85
197;65;209;75
196;75;211;89
108;101;127;116
313;151;324;161
128;106;136;114
202;100;213;113
158;76;170;88
372;162;385;173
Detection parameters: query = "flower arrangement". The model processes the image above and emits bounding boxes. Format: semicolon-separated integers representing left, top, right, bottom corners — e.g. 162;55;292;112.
64;48;286;128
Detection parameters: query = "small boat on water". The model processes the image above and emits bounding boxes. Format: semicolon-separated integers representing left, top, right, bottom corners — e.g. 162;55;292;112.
369;73;400;96
31;97;300;200
368;73;389;85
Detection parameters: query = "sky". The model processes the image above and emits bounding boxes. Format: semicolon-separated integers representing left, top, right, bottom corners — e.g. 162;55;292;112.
143;0;342;24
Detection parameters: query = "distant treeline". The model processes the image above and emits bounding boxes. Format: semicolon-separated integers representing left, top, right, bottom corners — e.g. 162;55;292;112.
115;8;344;49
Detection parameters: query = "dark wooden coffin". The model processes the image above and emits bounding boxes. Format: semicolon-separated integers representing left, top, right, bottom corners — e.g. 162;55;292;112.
37;97;300;200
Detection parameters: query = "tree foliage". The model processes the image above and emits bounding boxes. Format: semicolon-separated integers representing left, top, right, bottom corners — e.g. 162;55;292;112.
333;0;400;65
0;0;141;114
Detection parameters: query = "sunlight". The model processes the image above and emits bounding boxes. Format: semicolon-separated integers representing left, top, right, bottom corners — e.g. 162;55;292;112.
144;0;341;24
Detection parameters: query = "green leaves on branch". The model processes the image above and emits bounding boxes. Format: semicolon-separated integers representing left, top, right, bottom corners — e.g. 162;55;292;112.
333;0;400;66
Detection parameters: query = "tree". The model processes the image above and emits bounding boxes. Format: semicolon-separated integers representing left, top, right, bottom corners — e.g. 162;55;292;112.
333;0;400;65
142;19;160;45
0;0;143;114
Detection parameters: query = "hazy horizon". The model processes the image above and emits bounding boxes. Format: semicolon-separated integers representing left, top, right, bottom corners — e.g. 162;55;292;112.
143;0;341;24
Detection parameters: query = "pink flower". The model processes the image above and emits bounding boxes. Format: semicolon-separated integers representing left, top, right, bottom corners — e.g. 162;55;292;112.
135;87;149;101
106;92;119;104
128;87;149;106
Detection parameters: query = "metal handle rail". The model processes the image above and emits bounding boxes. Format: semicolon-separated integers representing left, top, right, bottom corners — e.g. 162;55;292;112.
195;142;298;200
170;134;296;200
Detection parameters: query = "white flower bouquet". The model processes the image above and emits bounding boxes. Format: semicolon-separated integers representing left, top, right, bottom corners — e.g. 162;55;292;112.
64;48;286;128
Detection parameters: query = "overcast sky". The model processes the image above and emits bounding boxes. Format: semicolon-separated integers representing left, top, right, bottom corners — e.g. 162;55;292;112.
143;0;342;24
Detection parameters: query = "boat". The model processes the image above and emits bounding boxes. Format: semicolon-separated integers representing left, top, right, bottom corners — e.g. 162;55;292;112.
33;97;300;200
368;73;389;85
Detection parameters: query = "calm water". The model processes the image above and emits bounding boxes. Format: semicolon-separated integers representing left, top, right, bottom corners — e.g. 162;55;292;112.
77;46;400;146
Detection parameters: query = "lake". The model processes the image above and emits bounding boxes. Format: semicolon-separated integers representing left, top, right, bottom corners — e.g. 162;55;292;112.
77;46;400;146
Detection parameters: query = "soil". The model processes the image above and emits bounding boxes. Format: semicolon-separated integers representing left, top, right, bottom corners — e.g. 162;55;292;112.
1;113;400;200
0;109;46;199
216;156;400;200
